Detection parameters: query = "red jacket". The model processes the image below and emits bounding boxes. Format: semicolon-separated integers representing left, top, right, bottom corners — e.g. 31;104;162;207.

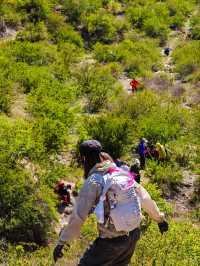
130;79;139;89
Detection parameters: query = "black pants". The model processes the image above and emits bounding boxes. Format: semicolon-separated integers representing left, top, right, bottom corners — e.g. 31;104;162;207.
78;228;140;266
139;155;145;169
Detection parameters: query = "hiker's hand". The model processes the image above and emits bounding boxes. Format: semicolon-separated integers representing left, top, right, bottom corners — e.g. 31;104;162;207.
158;221;169;234
53;244;64;262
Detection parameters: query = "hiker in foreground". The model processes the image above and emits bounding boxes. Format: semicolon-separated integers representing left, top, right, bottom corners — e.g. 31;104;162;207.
53;140;168;265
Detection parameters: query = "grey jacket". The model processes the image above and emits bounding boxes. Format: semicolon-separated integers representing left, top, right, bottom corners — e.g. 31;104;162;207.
58;161;164;245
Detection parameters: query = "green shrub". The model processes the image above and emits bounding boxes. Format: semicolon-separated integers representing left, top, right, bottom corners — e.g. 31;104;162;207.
144;183;172;215
94;39;161;77
146;160;183;191
169;12;185;29
28;78;76;123
27;118;67;158
12;63;52;93
55;25;83;47
62;0;104;25
75;63;120;112
81;10;119;44
173;41;200;81
0;74;12;113
143;16;169;44
81;113;132;158
0;3;22;27
132;221;200;266
16;22;49;42
112;90;159;121
47;13;84;47
10;41;57;66
0;116;57;244
17;0;51;23
190;12;200;40
167;0;194;17
137;103;190;143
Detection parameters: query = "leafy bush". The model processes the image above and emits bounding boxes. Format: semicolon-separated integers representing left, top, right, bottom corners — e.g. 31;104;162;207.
167;0;194;17
10;41;57;66
81;113;132;158
16;22;49;42
144;183;172;215
0;3;22;27
137;104;190;143
81;11;119;44
190;12;200;40
62;0;104;25
27;78;77;123
75;63;121;112
94;39;161;77
54;25;84;47
126;2;169;44
146;160;183;191
112;90;159;122
47;13;84;47
28;118;67;156
0;117;57;244
0;74;12;113
17;0;51;23
132;221;200;266
173;41;200;81
12;64;52;93
143;16;169;44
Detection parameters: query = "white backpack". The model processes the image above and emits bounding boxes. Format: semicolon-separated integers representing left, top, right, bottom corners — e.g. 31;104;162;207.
94;167;142;232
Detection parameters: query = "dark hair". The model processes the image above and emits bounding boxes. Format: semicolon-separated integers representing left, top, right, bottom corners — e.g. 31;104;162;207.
83;151;113;179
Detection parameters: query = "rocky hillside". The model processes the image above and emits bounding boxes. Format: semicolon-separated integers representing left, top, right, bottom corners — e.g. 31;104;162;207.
0;0;200;265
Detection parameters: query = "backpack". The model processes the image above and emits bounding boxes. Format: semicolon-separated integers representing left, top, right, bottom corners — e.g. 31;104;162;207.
94;167;142;232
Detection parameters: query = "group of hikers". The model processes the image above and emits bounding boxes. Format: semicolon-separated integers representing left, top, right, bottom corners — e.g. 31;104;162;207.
138;138;169;168
54;139;169;265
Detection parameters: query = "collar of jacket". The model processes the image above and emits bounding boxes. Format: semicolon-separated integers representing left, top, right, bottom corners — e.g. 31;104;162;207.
89;160;116;176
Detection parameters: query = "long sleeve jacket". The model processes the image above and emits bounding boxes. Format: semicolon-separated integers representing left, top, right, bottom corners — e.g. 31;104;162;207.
58;161;164;245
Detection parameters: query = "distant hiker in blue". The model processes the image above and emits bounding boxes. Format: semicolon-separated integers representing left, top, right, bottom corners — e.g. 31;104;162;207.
164;47;172;56
138;138;147;169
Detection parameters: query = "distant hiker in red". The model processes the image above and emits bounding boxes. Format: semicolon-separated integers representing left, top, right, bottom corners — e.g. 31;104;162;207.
55;180;75;206
130;79;139;92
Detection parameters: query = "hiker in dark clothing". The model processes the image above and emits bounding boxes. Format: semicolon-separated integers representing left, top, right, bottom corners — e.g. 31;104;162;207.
53;140;169;265
130;159;141;183
138;138;147;169
164;47;171;56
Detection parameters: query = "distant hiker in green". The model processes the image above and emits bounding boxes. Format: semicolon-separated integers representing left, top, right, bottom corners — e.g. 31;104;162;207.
53;140;169;265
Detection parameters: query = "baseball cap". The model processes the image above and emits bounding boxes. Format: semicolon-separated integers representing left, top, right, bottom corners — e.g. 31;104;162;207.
79;139;102;156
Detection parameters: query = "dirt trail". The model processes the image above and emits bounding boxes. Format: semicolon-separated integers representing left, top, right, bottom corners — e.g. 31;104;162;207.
167;171;198;220
159;13;200;221
118;73;132;94
120;12;200;220
0;27;17;42
10;91;31;119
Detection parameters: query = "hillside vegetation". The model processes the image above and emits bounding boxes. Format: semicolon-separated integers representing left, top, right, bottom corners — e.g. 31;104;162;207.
0;0;200;265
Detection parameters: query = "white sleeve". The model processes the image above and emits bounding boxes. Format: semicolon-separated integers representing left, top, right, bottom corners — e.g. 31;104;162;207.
135;183;165;222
